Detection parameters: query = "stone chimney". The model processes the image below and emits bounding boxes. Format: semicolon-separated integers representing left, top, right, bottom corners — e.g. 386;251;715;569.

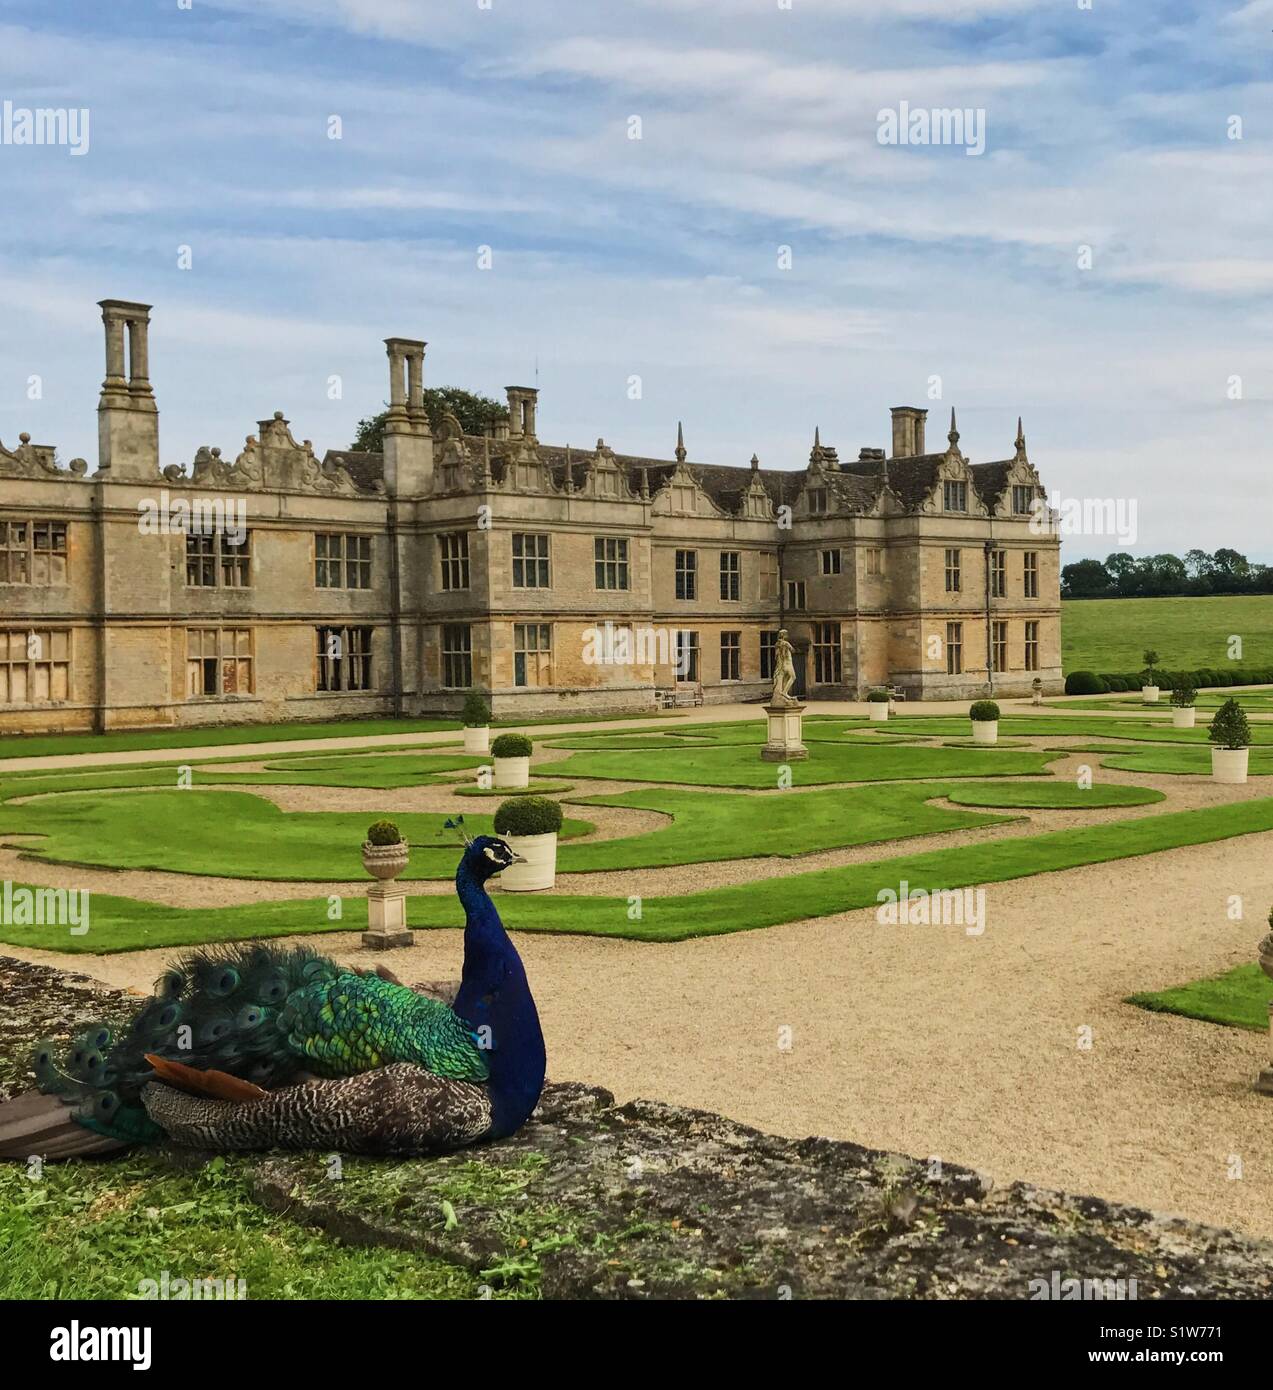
382;337;431;496
889;406;928;459
505;386;538;441
96;300;159;478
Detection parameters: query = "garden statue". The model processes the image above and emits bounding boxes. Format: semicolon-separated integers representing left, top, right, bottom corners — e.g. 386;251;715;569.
771;629;798;706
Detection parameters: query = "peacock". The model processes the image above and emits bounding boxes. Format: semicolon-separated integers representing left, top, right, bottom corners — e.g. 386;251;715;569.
0;828;546;1160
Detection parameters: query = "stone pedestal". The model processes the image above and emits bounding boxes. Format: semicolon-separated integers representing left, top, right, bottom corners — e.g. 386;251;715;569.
362;882;414;950
1258;1000;1273;1096
760;700;808;761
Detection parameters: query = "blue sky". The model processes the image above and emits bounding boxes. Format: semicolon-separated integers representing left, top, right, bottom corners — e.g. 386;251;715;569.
0;0;1270;561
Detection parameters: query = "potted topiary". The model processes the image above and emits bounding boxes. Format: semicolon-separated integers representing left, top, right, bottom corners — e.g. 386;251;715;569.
362;819;409;880
867;689;890;722
462;693;492;755
1169;680;1197;730
1141;649;1162;704
492;796;561;892
1209;697;1250;784
492;732;532;788
969;699;1000;745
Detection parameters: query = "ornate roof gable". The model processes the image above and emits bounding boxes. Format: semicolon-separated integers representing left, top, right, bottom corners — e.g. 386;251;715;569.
650;461;723;517
188;412;359;494
0;433;84;479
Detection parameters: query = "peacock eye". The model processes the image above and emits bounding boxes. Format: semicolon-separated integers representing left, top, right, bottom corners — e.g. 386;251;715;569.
482;846;499;861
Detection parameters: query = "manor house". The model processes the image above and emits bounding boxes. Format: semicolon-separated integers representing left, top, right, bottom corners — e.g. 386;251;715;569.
0;299;1061;733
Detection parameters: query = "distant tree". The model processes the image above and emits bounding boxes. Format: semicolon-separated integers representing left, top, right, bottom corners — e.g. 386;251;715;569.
1184;548;1216;580
1061;558;1112;598
1103;552;1140;596
351;388;509;452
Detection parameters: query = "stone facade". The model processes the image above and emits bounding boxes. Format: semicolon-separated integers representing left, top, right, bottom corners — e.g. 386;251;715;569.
0;300;1062;734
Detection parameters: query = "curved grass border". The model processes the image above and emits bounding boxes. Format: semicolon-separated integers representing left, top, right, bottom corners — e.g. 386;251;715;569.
1127;963;1271;1033
5;797;1272;953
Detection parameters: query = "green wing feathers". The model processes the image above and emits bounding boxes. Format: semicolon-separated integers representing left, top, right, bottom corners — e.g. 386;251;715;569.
278;973;490;1082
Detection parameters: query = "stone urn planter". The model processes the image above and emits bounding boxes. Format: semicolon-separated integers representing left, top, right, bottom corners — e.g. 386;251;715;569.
867;692;889;723
1211;748;1249;785
361;838;410;880
970;700;1000;746
492;796;561;893
461;694;492;756
491;733;533;790
1172;707;1196;729
360;820;413;949
1141;685;1159;704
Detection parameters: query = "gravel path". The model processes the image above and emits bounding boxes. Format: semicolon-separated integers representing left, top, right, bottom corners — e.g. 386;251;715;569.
11;831;1273;1240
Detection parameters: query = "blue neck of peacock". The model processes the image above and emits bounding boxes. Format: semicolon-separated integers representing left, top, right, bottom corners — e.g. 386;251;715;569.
451;862;546;1139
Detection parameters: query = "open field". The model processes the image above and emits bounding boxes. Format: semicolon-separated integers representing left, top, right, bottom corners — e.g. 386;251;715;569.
1062;593;1273;672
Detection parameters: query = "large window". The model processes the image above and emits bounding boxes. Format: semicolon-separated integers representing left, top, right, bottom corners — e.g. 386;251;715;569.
316;625;373;691
594;537;630;590
992;620;1008;673
186;531;250;587
785;579;806;610
1024;620;1040;672
720;631;740;682
442;624;472;688
315;533;371;590
821;549;841;576
0;628;69;703
945;622;963;675
675;549;697;600
760;631;778;681
186;628;253;697
720;551;740;601
0;520;68;585
760;552;779;596
1023;551;1039;598
943;480;968;512
512;533;550;589
1012;485;1033;515
864;547;883;577
439;533;470;591
945;548;961;594
991;549;1006;598
813;622;842;684
514;623;552;687
675;629;700;682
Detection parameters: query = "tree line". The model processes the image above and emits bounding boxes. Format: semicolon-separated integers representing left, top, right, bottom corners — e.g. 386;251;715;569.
1062;550;1273;600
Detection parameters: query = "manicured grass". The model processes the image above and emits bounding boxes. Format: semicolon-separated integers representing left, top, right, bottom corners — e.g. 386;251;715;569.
0;709;690;762
1127;963;1273;1033
2;790;593;881
1062;594;1273;673
876;715;1273;746
543;739;1063;787
7;797;1273;952
941;782;1163;810
0;1153;483;1299
1049;690;1273;714
1100;747;1273;775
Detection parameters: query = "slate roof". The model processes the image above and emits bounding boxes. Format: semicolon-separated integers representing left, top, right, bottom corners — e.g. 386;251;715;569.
323;436;1022;515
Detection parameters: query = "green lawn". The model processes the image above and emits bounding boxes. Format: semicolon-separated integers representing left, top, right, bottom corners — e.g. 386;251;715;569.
6;797;1273;952
0;1154;483;1299
1099;747;1273;775
0;710;690;763
1062;594;1273;673
2;790;593;881
1127;963;1273;1032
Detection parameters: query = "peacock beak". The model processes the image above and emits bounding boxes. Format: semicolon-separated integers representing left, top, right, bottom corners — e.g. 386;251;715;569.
508;853;527;865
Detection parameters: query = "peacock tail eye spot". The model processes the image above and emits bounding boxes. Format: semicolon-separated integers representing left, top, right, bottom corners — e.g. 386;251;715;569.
156;970;184;999
95;1091;119;1117
155;1004;180;1029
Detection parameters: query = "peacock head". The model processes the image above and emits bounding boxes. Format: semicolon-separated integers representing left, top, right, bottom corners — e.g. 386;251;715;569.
464;835;526;883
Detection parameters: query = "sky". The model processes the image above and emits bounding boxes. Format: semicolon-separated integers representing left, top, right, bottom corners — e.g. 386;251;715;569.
0;0;1270;562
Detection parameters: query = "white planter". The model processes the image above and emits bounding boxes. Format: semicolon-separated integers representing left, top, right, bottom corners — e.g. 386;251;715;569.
1141;686;1160;704
463;725;490;755
496;831;557;892
494;755;530;789
972;720;998;745
1172;707;1196;729
868;704;889;722
1212;748;1249;785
